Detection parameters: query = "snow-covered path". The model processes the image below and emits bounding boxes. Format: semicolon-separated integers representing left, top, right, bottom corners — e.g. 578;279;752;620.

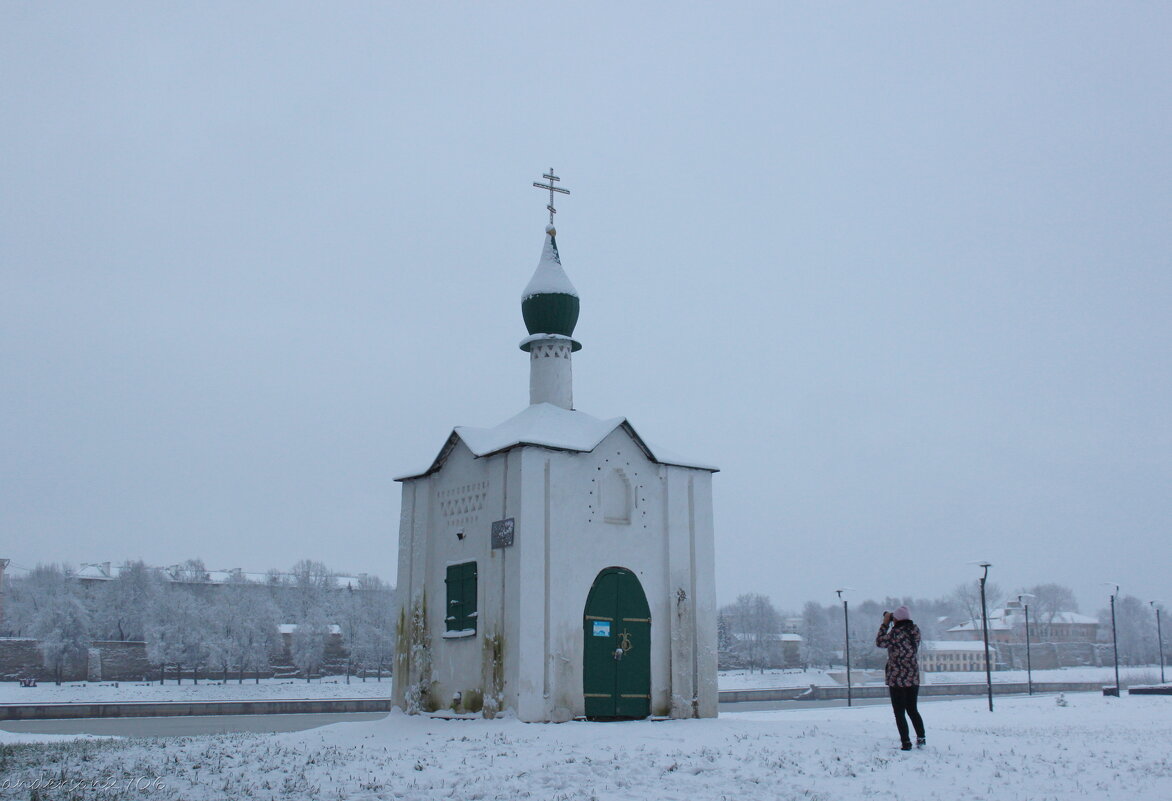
2;693;1169;800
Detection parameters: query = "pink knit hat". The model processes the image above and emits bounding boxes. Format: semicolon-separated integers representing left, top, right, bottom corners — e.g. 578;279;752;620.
893;606;910;621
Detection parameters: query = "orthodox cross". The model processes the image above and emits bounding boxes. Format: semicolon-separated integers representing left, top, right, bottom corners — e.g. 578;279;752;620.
532;169;570;225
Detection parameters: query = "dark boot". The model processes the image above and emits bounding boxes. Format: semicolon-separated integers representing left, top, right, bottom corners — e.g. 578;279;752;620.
916;737;926;748
900;741;912;751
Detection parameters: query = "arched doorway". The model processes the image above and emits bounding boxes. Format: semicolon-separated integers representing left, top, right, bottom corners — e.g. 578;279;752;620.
582;567;651;719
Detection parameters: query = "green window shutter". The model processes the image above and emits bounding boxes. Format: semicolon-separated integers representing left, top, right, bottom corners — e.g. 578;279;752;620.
464;562;477;632
445;562;478;633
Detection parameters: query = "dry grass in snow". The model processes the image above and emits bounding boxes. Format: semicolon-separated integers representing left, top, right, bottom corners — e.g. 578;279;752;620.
1;693;1169;800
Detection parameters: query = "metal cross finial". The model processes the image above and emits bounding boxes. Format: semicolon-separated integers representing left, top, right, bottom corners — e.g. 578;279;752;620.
533;168;570;225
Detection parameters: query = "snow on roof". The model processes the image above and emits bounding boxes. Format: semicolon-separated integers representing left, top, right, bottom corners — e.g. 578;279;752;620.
1046;612;1099;625
922;641;987;652
396;402;718;480
730;632;802;642
521;229;578;300
278;623;342;635
947;620;1011;633
947;608;1098;633
72;563;371;588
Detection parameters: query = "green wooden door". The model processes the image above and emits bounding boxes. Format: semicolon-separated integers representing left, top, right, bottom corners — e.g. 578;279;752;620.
583;567;651;719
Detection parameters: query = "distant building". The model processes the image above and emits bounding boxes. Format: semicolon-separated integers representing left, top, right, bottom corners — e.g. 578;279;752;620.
941;600;1098;644
919;641;989;672
70;561;372;591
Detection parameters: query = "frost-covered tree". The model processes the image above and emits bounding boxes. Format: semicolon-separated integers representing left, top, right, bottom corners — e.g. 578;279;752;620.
145;588;211;683
334;574;394;682
17;565;93;684
210;573;282;683
800;601;835;668
1101;595;1158;666
171;559;210;584
289;559;337;622
291;607;330;682
92;561;165;642
852;599;884;670
716;612;735;668
335;583;363;683
353;576;395;681
721;593;780;673
238;593;282;683
204;590;238;684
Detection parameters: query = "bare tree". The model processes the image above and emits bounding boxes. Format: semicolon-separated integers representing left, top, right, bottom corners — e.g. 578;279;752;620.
952;580;1003;627
1024;583;1079;638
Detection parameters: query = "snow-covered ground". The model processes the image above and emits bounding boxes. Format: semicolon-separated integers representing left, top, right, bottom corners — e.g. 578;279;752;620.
0;676;392;705
2;693;1169;800
718;665;1162;690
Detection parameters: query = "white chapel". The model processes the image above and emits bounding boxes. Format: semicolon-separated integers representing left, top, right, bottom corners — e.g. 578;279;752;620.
392;174;718;721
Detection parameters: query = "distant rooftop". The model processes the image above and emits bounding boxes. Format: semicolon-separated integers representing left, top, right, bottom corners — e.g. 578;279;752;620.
922;641;988;652
70;561;375;588
946;605;1098;633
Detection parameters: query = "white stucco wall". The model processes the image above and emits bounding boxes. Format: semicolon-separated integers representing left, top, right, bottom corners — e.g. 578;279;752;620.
527;338;574;409
394;426;717;721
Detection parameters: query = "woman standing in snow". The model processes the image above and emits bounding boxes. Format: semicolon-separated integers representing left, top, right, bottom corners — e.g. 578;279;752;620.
876;605;925;751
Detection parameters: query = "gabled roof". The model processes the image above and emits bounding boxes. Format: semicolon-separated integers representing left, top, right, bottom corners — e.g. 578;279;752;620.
922;640;988;652
946;608;1098;633
395;402;718;481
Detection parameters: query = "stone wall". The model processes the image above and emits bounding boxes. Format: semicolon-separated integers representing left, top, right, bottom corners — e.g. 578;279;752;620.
0;638;88;682
93;641;154;681
0;639;43;681
996;641;1112;670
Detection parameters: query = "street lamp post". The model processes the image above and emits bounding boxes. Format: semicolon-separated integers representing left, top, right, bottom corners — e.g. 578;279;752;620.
1151;601;1165;685
978;563;994;712
836;589;852;707
1107;584;1121;696
1018;593;1034;696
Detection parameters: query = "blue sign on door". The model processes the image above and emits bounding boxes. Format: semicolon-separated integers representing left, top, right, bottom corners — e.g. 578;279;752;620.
592;621;611;637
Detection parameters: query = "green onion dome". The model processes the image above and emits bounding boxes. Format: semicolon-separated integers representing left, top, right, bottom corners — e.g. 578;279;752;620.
520;225;581;351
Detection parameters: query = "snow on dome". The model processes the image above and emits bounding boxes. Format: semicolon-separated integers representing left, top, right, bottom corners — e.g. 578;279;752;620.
522;229;578;300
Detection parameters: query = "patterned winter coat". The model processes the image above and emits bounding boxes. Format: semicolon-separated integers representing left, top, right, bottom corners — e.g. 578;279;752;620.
876;620;921;687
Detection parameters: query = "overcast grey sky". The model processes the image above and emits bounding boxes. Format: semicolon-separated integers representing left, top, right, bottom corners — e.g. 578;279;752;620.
3;3;1169;613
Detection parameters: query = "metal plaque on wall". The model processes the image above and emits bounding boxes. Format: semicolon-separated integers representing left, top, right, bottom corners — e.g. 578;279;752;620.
491;518;515;549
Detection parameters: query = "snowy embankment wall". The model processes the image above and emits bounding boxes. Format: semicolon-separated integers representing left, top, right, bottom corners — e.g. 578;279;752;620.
0;634;353;683
1;640;170;683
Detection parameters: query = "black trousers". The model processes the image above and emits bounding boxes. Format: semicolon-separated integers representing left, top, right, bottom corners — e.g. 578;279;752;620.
888;685;925;743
